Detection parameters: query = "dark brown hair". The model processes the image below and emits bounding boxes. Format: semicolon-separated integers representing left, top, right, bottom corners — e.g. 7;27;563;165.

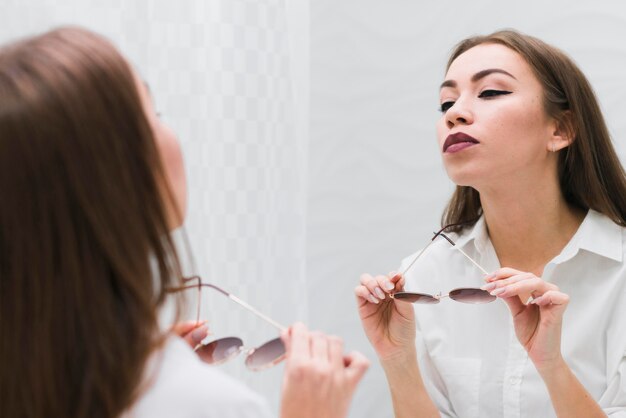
0;27;182;418
441;29;626;231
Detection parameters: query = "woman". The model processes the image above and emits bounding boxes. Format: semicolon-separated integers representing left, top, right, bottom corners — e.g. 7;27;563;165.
355;30;626;417
0;27;368;418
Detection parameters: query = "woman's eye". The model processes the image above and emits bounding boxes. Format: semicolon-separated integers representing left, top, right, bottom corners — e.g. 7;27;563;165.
439;101;455;113
479;89;512;98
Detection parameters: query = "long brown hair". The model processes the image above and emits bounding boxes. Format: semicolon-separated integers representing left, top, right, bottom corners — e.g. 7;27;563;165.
441;30;626;231
0;27;182;418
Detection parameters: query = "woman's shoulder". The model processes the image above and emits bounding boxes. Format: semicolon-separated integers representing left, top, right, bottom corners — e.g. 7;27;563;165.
126;336;272;418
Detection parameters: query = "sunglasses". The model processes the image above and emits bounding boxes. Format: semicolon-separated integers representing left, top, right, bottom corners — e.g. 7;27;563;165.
391;222;496;304
166;276;287;371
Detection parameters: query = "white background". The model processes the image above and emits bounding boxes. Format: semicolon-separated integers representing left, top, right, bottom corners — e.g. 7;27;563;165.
2;1;626;417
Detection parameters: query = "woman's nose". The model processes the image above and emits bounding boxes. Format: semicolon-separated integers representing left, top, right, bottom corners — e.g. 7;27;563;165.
445;99;474;128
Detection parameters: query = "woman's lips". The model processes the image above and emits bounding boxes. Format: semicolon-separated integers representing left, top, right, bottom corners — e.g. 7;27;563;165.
443;132;480;153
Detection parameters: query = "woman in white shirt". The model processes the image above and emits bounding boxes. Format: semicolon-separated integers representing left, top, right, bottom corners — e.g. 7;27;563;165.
355;30;626;417
0;27;368;418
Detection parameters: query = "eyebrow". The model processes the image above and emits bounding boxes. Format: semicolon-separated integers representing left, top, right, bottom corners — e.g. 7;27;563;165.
440;68;517;89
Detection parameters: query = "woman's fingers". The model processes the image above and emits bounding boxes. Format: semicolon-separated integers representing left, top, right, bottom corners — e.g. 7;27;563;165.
482;269;558;300
491;276;557;299
310;331;329;362
388;271;405;291
355;284;380;305
172;321;202;336
531;290;570;307
280;326;369;418
484;267;525;282
481;272;535;291
172;320;210;348
288;322;311;362
485;269;570;317
284;324;369;385
280;328;292;354
358;272;403;304
343;351;370;386
359;274;387;300
328;335;345;369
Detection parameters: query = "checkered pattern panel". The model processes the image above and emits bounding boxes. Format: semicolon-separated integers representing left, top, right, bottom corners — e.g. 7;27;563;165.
1;0;307;412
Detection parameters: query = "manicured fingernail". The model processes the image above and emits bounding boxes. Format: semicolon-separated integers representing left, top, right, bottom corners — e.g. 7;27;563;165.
484;273;496;282
384;281;395;290
367;295;379;304
490;288;505;296
191;326;209;344
481;282;496;291
375;287;385;299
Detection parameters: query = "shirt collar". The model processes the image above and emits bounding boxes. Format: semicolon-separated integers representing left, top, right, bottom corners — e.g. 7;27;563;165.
452;209;623;263
555;209;623;263
452;215;489;254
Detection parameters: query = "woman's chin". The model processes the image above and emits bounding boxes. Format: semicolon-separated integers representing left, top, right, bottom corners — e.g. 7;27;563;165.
445;169;483;189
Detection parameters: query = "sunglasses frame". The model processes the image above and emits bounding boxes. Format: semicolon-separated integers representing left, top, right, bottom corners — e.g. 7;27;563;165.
392;220;495;304
193;335;287;371
166;276;287;370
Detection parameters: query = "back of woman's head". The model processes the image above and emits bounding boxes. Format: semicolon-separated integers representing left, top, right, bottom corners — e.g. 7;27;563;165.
0;27;181;418
442;29;626;230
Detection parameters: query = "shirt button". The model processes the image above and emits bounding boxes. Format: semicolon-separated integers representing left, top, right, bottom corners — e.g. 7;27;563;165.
509;376;521;385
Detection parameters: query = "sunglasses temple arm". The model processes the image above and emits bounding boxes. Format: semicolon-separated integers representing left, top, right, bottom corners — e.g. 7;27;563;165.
175;281;287;331
438;233;490;275
453;246;490;275
226;294;287;332
204;284;286;331
401;238;438;276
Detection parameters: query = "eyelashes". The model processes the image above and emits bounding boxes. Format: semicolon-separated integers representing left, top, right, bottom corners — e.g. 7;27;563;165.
439;90;513;113
478;89;512;98
440;101;454;113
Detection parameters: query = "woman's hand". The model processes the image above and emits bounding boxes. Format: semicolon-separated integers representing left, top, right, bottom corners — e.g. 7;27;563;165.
482;267;570;371
354;272;416;361
171;321;210;349
280;323;369;418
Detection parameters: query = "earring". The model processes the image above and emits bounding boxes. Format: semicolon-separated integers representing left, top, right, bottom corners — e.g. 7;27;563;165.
551;143;556;153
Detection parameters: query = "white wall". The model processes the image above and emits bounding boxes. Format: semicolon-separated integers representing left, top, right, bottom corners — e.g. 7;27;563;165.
309;1;626;417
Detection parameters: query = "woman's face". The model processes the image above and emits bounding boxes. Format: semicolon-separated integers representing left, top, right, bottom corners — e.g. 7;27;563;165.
436;43;556;190
134;71;187;229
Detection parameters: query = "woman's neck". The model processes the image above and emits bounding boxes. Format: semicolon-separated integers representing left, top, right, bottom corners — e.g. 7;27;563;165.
479;182;586;277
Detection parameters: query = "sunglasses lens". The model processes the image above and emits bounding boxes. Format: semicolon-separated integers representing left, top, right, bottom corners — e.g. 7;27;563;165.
449;288;495;304
245;337;286;371
195;336;243;364
393;292;439;304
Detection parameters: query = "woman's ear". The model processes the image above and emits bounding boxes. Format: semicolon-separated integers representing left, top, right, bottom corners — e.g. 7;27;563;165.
548;110;576;152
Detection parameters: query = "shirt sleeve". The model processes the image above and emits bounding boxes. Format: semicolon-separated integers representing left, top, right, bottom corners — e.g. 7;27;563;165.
128;337;276;418
599;349;626;416
209;389;274;418
184;360;276;418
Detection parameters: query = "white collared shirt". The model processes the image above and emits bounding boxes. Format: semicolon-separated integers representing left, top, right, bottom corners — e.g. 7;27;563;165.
124;336;273;418
401;210;626;417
